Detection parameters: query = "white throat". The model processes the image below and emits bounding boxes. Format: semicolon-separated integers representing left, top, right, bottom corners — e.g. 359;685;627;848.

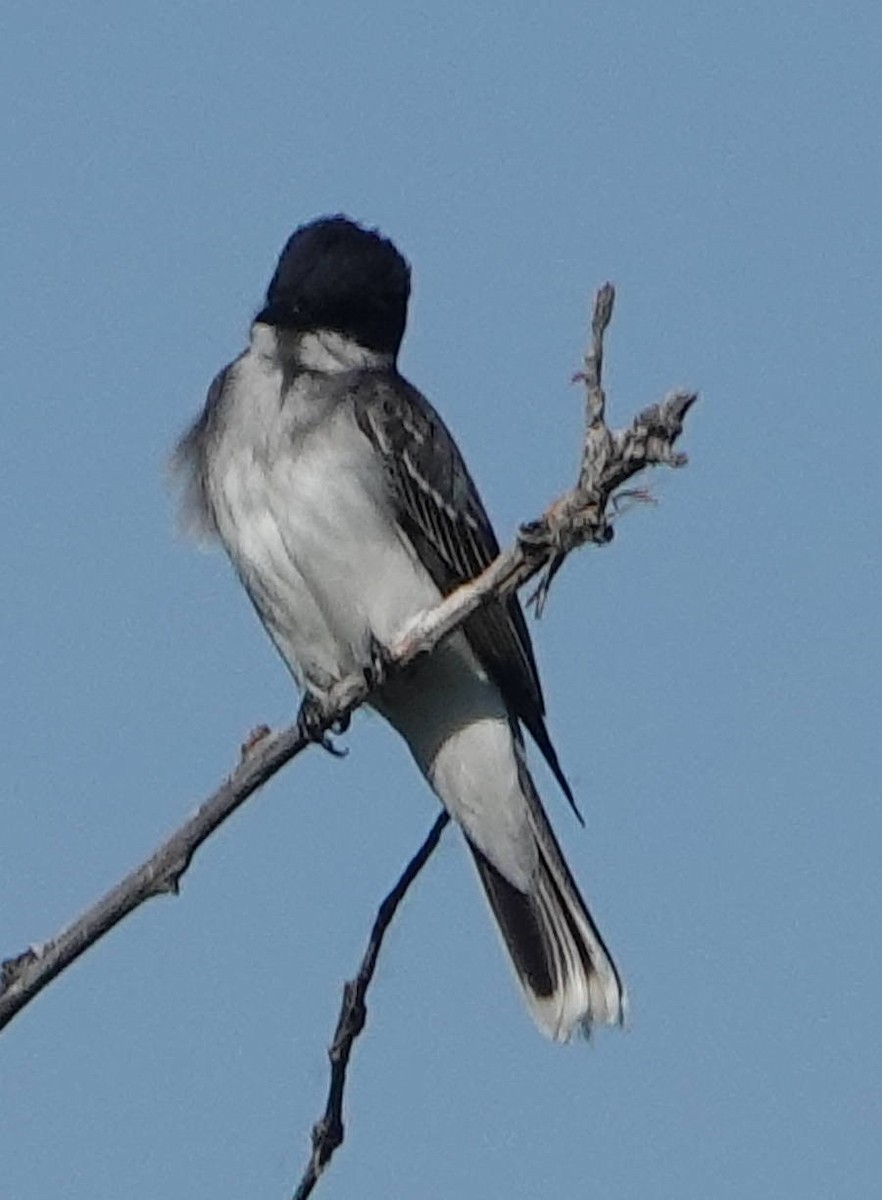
250;323;394;374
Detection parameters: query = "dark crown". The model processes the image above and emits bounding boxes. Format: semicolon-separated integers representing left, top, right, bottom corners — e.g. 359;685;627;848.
257;215;411;357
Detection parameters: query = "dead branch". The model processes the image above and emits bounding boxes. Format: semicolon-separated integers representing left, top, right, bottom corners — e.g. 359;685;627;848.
1;290;696;1158
291;810;450;1200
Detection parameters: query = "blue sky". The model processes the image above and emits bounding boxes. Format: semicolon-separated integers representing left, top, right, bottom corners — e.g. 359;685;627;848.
2;2;879;1197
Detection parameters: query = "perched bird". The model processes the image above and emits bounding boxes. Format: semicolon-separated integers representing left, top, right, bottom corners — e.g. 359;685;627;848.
175;215;625;1040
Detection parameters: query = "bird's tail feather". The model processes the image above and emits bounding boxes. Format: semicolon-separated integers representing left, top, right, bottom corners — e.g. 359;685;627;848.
466;763;626;1041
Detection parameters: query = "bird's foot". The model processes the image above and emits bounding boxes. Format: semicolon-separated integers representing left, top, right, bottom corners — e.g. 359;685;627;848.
363;634;394;692
296;694;348;758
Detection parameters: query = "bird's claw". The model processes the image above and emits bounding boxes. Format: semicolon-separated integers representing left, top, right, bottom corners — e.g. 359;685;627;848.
296;694;348;758
363;635;393;691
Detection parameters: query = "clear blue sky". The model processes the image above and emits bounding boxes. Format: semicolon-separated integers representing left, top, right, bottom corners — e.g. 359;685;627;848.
2;2;879;1197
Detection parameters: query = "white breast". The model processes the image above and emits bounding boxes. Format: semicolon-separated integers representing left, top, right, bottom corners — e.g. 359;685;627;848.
206;336;441;695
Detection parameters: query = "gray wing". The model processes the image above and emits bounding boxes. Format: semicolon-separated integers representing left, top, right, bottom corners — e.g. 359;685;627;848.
353;373;580;819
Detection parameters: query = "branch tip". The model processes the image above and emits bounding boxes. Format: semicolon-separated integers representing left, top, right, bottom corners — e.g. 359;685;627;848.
592;281;615;338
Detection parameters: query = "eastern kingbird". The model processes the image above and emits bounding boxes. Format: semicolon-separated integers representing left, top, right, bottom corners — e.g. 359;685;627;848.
176;215;625;1040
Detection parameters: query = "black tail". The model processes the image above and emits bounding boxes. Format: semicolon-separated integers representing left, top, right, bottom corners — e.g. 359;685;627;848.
466;764;625;1040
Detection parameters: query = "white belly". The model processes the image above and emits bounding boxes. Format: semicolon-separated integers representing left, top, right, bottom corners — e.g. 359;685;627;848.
209;398;441;694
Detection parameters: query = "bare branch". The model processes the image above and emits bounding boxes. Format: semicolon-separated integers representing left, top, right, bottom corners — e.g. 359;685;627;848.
1;722;312;1029
291;811;450;1200
1;283;696;1039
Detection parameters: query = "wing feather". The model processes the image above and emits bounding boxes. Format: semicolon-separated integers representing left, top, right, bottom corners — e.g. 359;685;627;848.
353;375;580;818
